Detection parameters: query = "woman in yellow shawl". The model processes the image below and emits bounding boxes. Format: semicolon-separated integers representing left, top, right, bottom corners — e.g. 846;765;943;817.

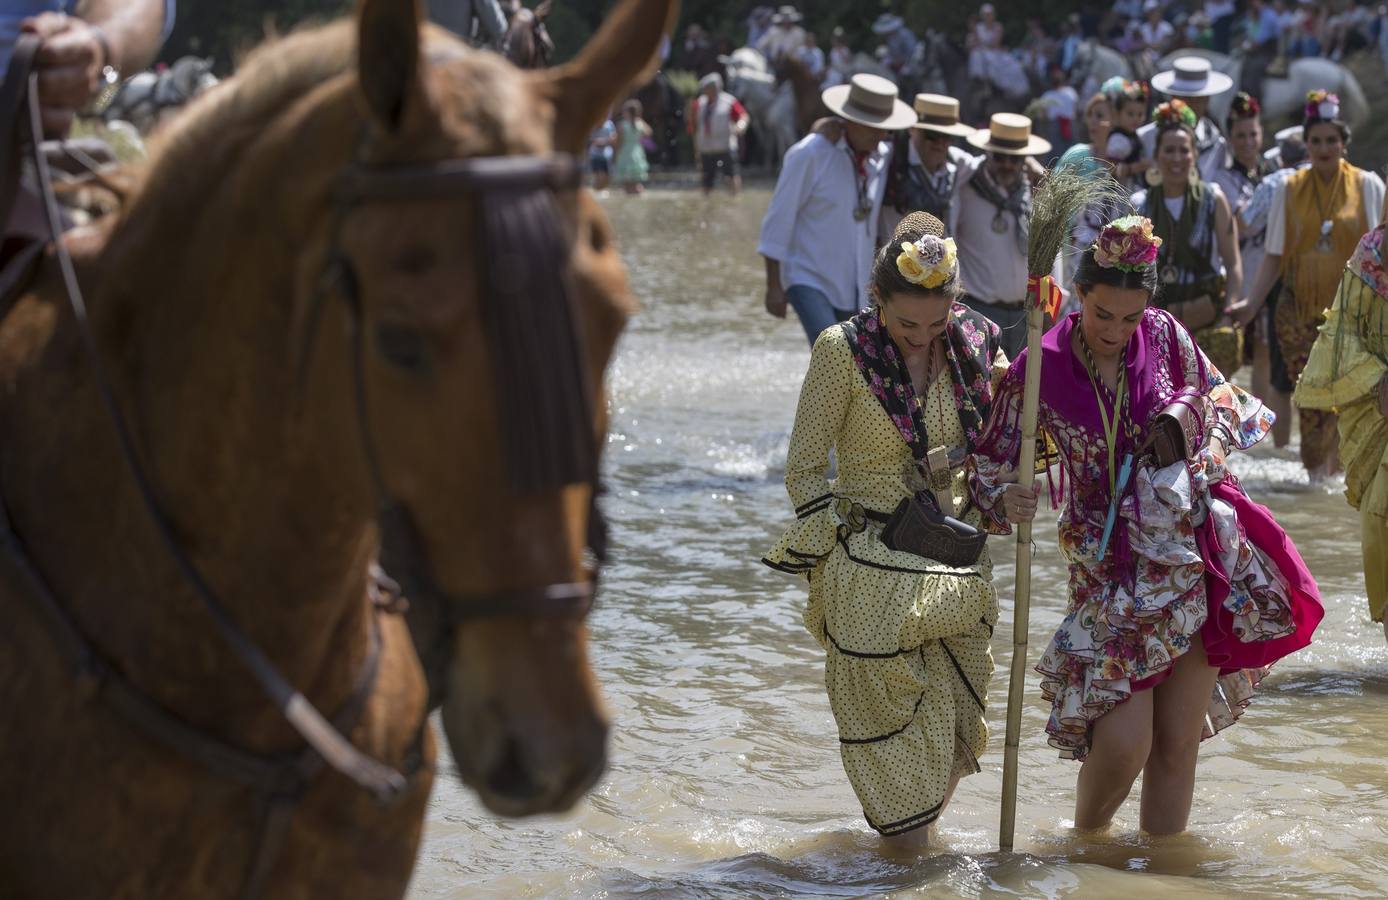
1294;220;1388;638
1230;91;1385;480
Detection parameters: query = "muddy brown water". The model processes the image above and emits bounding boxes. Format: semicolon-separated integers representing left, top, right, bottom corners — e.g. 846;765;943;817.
408;187;1388;898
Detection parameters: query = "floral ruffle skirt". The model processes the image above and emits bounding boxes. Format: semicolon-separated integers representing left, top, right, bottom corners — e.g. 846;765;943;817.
1036;466;1323;761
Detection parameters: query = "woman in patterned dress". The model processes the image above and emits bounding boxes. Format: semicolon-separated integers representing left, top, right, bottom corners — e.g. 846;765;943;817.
969;216;1323;834
763;212;1005;846
1295;221;1388;642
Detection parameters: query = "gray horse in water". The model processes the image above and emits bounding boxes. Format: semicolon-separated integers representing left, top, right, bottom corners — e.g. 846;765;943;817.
102;56;218;135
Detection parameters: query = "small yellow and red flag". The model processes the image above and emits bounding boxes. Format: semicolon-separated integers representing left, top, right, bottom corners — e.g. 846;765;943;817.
1026;273;1063;319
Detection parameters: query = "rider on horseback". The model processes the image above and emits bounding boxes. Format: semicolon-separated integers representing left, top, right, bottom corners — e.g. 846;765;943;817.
0;0;170;292
425;0;509;50
2;0;171;137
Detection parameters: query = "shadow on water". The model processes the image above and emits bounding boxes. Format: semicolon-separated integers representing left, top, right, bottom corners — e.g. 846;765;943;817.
597;827;1242;898
1270;669;1388;697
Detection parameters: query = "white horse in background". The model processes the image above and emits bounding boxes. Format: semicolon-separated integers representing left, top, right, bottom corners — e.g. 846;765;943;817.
721;47;797;167
103;56;220;135
1156;49;1368;128
1069;39;1133;101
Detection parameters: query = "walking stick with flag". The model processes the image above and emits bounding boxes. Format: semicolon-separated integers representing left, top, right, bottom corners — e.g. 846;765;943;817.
999;165;1124;852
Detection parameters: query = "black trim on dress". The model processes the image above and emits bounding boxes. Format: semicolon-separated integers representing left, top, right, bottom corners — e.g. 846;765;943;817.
868;799;945;835
940;638;985;712
760;556;813;574
824;625;918;659
839;691;926;745
836;531;988;576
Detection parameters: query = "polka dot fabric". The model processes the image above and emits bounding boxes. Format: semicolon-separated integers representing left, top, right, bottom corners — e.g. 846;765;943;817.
764;325;999;835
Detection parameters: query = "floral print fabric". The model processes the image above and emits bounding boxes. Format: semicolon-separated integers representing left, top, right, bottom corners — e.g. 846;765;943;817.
844;304;1000;487
968;308;1318;760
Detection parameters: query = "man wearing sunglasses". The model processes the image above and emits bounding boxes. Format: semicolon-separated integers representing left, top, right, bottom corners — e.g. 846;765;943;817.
950;112;1051;359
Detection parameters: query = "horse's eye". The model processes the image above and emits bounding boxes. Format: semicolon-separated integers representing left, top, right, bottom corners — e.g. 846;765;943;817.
374;322;429;374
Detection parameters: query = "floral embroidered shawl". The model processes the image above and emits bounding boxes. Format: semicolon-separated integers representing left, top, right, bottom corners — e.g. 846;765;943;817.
844;303;1001;490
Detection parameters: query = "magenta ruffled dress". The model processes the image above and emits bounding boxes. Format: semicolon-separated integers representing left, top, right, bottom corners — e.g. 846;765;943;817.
969;308;1323;760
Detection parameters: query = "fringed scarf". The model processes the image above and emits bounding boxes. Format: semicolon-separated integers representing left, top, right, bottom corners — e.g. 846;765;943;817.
968;165;1031;257
843;303;1001;507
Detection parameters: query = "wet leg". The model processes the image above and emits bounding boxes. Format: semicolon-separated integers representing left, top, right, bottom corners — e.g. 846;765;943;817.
1074;689;1153;831
1139;635;1219;834
879;770;960;853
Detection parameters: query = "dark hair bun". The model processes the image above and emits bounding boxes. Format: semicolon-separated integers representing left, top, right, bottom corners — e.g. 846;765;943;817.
870;211;956;304
891;211;946;244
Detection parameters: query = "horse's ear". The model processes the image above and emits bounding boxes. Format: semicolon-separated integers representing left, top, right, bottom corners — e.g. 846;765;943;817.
538;0;678;152
357;0;422;132
536;0;553;22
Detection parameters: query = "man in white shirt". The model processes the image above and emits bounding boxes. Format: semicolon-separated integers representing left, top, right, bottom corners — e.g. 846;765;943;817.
1140;57;1233;184
1138;0;1176;54
950;113;1051;359
758;74;916;345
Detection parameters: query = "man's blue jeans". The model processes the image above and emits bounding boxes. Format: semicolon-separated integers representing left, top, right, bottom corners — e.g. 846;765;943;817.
787;284;856;346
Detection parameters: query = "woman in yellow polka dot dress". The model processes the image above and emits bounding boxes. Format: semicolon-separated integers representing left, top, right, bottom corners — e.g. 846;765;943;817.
763;212;1007;844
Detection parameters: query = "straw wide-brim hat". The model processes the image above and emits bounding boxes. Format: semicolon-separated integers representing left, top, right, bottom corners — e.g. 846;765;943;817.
1151;56;1234;98
911;94;975;138
822;73;916;130
966;112;1051;156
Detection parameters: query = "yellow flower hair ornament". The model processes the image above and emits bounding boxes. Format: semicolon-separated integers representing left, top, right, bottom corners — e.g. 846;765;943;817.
896;235;958;289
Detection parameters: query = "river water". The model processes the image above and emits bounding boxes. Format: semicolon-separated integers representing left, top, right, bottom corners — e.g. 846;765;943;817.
409;187;1388;898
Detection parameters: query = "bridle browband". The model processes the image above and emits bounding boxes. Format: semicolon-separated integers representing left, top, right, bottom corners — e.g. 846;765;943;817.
0;33;607;899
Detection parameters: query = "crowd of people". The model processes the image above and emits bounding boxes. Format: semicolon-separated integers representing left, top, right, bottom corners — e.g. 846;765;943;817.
758;47;1384;477
592;0;1388;192
756;35;1388;847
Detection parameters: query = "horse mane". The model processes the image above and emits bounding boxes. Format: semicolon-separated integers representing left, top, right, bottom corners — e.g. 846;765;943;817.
116;21;355;229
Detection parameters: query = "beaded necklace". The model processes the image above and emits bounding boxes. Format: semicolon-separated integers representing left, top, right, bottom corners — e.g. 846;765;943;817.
1077;326;1138;559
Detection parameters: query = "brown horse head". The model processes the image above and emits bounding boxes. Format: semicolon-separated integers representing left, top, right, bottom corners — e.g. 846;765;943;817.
343;0;671;817
95;0;668;819
501;0;556;69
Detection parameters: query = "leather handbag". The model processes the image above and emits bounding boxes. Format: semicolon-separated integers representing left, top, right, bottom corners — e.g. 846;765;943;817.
879;493;986;568
1138;390;1205;468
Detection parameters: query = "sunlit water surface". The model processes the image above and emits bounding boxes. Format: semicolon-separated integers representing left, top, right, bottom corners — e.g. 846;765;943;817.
409;187;1388;898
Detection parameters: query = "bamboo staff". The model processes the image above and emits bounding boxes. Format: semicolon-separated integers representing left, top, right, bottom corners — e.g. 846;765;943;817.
999;166;1123;852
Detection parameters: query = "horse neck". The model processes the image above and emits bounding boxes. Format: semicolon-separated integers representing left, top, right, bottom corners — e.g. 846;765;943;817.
7;211;378;745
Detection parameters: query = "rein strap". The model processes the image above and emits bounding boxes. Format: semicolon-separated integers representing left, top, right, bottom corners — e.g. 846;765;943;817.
8;36;406;803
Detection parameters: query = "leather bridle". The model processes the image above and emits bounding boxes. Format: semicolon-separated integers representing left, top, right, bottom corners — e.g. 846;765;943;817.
0;34;606;899
317;148;606;706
